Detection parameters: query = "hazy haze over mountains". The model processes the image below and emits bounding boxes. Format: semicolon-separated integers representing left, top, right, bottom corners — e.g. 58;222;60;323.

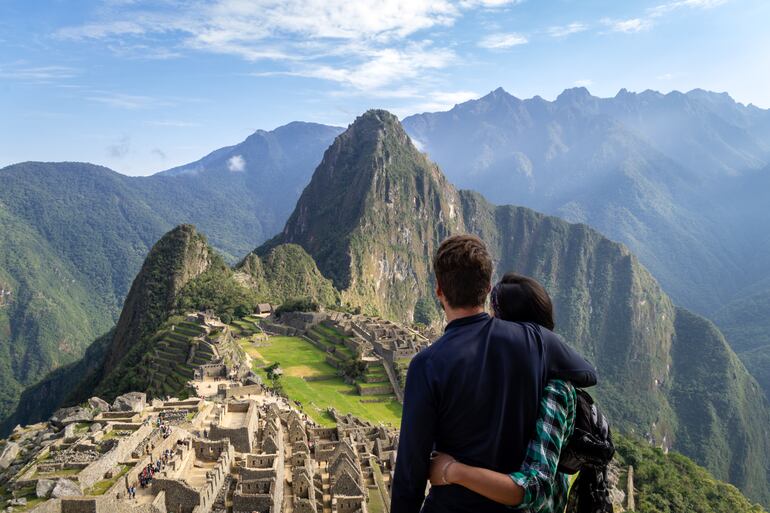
402;87;770;397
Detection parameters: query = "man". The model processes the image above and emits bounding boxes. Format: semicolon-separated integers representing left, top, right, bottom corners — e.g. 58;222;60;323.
391;234;597;513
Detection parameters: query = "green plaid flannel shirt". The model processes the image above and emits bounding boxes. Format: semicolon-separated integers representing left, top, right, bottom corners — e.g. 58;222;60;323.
509;379;577;513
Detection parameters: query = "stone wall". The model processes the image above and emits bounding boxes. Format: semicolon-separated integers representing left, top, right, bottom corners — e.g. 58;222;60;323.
208;402;257;453
333;496;366;513
355;384;393;396
152;478;200;513
224;385;262;399
78;422;153;488
155;440;234;513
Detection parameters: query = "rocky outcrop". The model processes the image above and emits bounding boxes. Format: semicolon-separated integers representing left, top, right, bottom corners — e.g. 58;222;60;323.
111;392;146;412
36;478;56;499
87;397;110;412
0;441;20;469
50;407;93;428
51;478;82;498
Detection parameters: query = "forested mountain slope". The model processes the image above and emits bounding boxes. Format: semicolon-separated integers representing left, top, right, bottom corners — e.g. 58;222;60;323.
0;122;339;425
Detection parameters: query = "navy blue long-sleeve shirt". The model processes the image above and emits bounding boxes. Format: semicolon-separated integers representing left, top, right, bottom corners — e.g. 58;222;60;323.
391;313;597;513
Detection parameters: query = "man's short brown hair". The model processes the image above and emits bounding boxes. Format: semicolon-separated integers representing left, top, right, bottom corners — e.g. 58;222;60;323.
433;234;493;308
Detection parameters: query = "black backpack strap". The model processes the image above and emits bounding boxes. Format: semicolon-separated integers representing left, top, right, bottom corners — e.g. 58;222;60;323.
565;467;614;513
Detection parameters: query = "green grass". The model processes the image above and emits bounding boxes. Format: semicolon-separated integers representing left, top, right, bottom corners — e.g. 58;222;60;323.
315;323;348;340
85;465;131;496
9;485;46;512
367;488;387;513
358;382;391;390
34;467;81;478
240;337;401;428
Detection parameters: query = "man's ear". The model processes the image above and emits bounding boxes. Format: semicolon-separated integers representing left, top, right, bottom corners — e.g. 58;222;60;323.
435;284;447;312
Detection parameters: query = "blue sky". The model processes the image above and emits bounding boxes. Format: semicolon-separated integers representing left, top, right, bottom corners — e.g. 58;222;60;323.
1;0;769;176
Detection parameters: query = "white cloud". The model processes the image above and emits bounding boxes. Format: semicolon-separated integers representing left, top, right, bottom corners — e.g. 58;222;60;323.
86;92;170;109
601;0;730;34
548;22;588;38
391;90;479;117
227;155;246;172
649;0;728;17
574;79;593;87
265;43;456;91
657;73;675;80
602;17;652;33
53;0;522;96
478;32;528;49
0;65;79;80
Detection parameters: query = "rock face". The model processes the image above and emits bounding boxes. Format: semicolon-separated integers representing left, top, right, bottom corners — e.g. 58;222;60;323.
51;478;82;498
50;407;93;428
0;441;20;469
88;397;110;412
112;392;147;412
36;478;56;499
260;109;770;505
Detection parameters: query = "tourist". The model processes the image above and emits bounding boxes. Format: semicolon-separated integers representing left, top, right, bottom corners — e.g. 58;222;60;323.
427;273;602;511
391;235;596;513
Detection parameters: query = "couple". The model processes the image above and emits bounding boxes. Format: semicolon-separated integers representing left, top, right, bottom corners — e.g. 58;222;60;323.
391;235;597;513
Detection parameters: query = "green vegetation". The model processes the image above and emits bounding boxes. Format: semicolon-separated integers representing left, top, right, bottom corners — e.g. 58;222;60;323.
85;465;131;496
276;297;320;314
616;435;766;513
177;255;261;319
6;485;46;512
0;123;340;431
240;337;401;427
238;243;339;308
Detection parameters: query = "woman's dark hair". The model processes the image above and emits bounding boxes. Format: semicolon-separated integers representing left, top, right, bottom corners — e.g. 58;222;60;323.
491;272;555;330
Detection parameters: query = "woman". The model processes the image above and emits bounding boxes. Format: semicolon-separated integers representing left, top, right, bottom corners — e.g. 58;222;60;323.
428;273;577;512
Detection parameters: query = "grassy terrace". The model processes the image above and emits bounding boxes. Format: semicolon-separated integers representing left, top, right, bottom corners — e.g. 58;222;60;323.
239;336;401;428
85;465;131;495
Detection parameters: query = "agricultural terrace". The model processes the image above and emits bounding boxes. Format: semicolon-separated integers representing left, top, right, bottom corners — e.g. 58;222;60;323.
238;335;402;428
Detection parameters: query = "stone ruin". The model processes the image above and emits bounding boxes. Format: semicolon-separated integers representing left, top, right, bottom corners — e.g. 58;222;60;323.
2;379;396;513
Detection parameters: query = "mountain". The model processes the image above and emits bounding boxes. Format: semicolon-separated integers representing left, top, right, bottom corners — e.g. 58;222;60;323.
401;88;770;392
264;110;770;504
0;227;340;433
155;121;343;252
0;122;340;426
238;243;339;307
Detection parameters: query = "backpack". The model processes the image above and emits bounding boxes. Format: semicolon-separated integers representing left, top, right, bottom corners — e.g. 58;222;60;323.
559;388;616;513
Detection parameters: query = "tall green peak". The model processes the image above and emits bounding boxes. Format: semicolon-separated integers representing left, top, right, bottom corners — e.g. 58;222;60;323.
262;109;462;321
237;243;339;307
101;224;214;375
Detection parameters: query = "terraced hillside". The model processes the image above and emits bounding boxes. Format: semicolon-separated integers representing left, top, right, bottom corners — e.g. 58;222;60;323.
143;319;206;397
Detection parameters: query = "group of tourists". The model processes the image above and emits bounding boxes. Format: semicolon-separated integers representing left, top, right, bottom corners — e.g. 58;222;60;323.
155;416;174;439
391;235;614;513
138;461;156;488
